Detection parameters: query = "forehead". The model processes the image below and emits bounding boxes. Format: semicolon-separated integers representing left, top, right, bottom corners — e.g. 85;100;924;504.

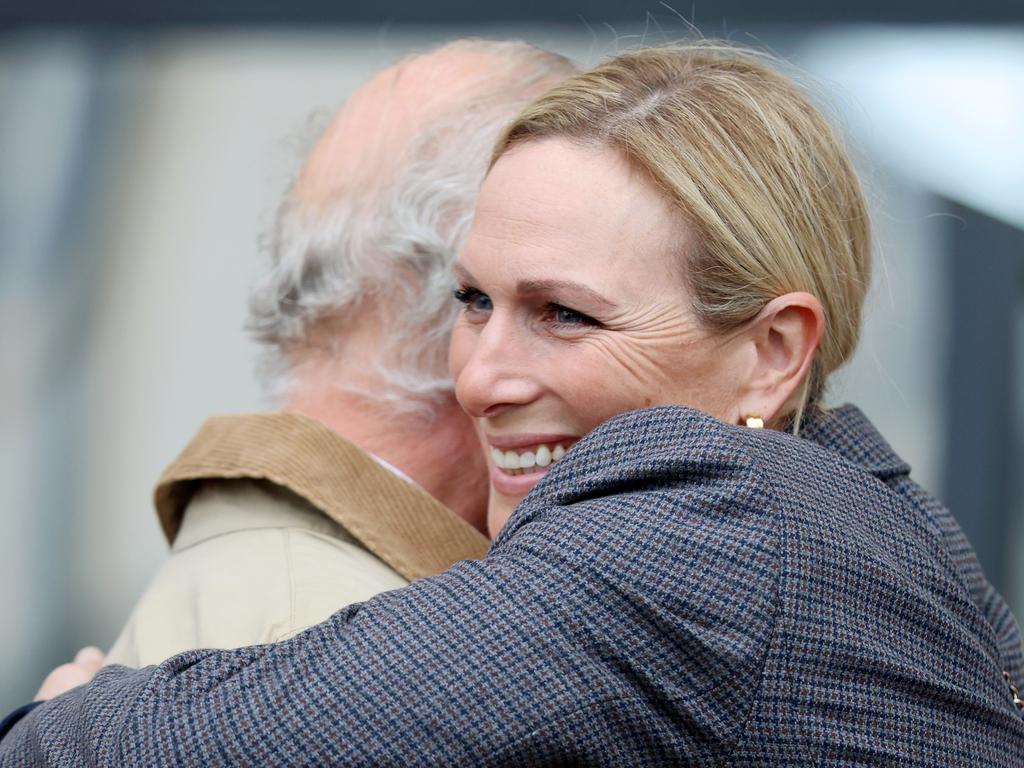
465;138;690;285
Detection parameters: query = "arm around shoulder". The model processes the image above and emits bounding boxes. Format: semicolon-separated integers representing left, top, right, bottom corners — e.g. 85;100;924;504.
1;408;779;765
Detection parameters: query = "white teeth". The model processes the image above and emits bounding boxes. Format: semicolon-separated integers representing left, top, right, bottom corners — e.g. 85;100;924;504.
535;445;551;467
491;443;570;473
491;447;506;469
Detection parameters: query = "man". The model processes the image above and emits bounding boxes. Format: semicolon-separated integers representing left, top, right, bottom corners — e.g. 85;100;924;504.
44;38;577;675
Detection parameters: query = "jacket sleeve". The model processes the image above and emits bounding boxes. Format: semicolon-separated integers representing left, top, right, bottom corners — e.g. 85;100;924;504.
0;408;779;767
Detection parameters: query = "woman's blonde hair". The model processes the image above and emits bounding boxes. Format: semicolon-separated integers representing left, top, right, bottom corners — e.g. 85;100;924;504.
492;42;871;423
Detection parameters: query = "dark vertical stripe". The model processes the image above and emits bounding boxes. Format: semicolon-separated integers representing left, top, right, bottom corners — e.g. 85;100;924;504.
942;199;1024;594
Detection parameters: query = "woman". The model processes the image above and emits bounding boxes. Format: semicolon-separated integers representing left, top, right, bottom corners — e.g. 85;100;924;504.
447;42;1024;756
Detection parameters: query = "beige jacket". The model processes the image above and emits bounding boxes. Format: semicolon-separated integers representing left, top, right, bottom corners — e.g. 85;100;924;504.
106;412;489;667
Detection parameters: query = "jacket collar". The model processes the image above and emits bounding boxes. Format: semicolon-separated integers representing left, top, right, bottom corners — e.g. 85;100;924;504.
171;479;357;552
154;412;490;581
799;403;911;481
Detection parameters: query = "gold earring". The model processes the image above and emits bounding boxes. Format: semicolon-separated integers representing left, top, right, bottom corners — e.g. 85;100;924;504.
745;415;764;429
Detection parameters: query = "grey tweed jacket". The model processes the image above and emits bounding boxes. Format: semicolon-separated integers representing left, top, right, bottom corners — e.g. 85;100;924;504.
3;405;1024;766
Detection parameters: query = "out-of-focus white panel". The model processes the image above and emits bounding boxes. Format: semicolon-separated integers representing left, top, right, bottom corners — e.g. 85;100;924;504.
803;27;1024;230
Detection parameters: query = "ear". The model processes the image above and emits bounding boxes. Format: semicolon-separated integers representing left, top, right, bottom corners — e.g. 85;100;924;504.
734;292;824;428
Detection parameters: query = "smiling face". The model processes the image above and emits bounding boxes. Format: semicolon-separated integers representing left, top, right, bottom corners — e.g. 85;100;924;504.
450;138;750;536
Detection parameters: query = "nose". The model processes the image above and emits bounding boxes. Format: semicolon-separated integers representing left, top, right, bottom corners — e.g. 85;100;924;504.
453;316;544;419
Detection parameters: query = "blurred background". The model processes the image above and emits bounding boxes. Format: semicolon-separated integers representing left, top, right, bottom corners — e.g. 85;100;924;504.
1;1;1022;713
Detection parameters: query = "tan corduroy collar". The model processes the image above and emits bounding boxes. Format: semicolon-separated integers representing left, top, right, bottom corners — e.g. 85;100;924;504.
154;412;490;581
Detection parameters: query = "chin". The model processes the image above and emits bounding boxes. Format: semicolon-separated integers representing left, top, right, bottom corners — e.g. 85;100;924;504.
487;494;521;539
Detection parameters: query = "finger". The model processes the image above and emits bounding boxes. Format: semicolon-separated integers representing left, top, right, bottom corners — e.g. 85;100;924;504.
74;646;104;664
35;664;89;701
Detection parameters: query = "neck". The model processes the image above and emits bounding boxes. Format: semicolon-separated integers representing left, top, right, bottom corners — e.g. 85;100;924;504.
283;383;489;534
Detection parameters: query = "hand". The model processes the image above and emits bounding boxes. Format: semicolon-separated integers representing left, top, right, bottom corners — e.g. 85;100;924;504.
34;646;105;701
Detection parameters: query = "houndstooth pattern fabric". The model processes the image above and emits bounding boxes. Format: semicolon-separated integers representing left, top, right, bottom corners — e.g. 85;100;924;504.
3;405;1023;766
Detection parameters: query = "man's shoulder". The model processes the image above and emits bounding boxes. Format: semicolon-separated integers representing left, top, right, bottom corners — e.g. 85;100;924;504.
153;412;489;579
107;488;410;666
152;411;371;545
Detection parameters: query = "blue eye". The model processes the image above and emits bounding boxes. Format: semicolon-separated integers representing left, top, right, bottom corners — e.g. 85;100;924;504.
454;287;492;314
554;306;587;325
549;304;599;327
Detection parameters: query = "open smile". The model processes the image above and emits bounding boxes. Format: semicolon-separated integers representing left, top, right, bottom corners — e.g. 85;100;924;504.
489;441;572;475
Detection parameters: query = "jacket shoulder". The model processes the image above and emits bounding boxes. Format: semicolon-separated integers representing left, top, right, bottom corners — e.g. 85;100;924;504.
107;488;408;667
494;406;787;745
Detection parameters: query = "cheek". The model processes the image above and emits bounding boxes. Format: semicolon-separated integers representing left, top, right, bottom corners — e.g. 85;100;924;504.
566;334;731;422
647;340;741;419
551;343;661;426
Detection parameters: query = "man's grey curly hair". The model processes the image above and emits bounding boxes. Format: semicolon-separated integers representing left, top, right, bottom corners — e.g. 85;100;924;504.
247;40;576;415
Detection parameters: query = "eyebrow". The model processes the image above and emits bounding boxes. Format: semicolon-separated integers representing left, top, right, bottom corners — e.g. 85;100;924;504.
515;279;618;312
454;263;618;313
